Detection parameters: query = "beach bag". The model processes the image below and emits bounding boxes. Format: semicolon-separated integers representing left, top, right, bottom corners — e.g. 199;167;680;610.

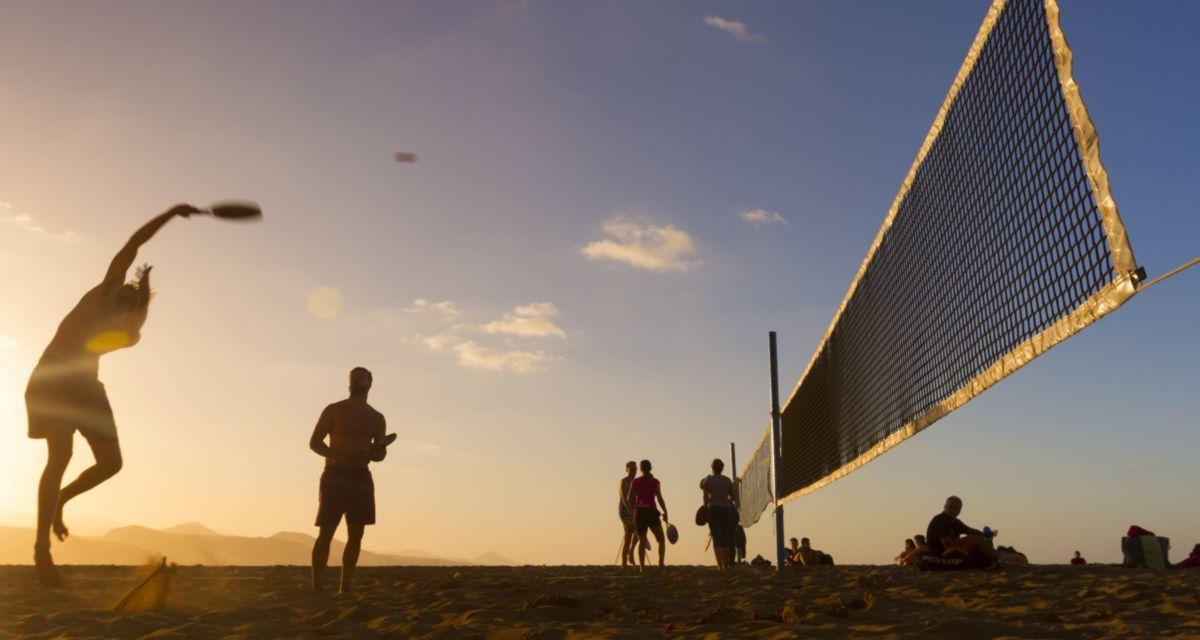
996;551;1029;567
1122;536;1171;569
695;505;708;526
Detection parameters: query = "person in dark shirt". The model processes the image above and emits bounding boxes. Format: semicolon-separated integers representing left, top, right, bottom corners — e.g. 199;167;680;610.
926;496;998;566
1070;550;1087;565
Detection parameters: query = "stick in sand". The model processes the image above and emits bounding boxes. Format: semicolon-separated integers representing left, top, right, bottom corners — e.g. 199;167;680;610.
113;557;169;612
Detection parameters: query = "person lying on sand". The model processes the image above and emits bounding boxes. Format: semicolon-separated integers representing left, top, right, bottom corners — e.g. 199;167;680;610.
1176;544;1200;569
309;366;388;594
700;458;736;570
26;203;203;587
1070;550;1087;565
926;495;999;567
619;461;638;566
627;459;668;568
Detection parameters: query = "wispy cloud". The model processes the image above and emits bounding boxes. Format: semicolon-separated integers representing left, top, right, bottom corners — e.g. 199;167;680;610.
739;209;788;227
704;15;764;44
482;302;566;339
453;340;561;374
581;215;700;273
1;202;82;244
393;298;570;373
404;298;462;319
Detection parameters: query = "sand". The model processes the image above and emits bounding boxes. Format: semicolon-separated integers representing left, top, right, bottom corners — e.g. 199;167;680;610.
2;564;1198;638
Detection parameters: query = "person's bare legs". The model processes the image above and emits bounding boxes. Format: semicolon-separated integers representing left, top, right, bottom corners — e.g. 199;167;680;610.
54;437;122;540
311;523;338;591
636;529;649;569
649;524;666;567
621;528;636;566
339;524;364;594
35;428;73;587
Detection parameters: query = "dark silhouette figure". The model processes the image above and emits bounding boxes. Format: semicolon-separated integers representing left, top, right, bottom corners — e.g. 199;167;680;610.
619;461;637;566
626;459;668;569
309;367;388;594
26;203;202;587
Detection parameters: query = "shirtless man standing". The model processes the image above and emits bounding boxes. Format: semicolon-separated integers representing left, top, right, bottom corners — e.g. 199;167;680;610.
25;203;202;587
309;366;388;594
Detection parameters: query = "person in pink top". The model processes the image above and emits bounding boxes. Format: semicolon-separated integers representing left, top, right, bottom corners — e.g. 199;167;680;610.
626;459;668;568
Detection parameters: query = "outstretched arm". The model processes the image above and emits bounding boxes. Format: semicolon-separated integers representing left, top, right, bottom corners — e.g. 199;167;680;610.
103;204;200;291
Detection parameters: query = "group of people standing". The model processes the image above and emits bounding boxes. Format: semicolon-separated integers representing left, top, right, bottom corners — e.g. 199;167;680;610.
617;458;741;570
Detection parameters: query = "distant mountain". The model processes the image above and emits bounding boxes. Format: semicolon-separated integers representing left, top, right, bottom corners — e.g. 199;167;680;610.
472;551;516;566
0;524;468;566
162;522;222;536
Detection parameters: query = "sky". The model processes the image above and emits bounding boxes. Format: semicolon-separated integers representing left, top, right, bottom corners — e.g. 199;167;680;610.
0;0;1197;566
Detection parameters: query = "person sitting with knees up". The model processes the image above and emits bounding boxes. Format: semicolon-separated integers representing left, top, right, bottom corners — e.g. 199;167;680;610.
926;495;999;568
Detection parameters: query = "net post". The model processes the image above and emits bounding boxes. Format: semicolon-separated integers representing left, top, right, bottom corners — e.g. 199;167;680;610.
730;441;740;564
769;331;785;573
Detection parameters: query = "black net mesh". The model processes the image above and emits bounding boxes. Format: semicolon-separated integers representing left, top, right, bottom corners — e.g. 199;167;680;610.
737;431;773;527
778;0;1119;498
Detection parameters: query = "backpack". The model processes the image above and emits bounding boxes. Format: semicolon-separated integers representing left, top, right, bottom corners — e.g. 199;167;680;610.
1122;536;1171;569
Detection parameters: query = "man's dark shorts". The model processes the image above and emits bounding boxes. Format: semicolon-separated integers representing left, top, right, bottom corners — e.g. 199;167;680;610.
315;467;375;527
635;507;661;537
707;505;736;548
25;357;117;442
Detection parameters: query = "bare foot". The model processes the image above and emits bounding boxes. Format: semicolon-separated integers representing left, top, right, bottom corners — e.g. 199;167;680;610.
52;510;69;542
34;547;61;588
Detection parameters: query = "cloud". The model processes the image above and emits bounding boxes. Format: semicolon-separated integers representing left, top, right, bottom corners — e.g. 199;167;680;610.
704;15;764;44
392;299;570;373
581;215;700;272
422;333;458;350
452;340;560;374
739;209;788;227
0;334;16;350
404;298;462;319
1;205;82;244
482;302;566;339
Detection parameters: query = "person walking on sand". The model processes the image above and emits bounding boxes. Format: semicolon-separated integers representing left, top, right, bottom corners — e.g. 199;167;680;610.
25;203;204;587
627;459;668;569
700;458;736;570
309;367;389;594
619;461;638;566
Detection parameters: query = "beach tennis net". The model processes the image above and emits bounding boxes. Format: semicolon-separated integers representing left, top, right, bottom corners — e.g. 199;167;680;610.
734;0;1143;518
736;430;773;527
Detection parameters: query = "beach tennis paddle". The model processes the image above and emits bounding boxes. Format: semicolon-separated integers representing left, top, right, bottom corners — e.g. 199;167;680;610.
360;433;397;456
201;201;263;221
666;521;679;545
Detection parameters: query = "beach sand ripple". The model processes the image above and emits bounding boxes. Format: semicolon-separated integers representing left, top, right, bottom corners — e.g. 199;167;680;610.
1;564;1197;638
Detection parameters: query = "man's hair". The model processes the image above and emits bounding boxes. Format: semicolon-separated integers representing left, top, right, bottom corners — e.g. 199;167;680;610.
789;537;798;544
801;537;810;545
626;460;636;470
639;459;652;473
350;366;373;381
945;495;962;505
711;458;724;473
914;534;926;543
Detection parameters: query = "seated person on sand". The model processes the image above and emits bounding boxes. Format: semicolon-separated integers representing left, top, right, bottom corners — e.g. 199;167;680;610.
793;537;833;566
786;537;803;566
896;538;917;565
926;495;999;567
1070;550;1087;565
